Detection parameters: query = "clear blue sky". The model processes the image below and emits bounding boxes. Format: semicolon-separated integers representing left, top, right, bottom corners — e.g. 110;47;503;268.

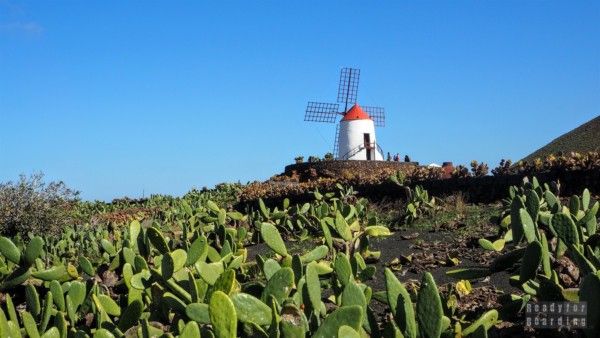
1;1;599;201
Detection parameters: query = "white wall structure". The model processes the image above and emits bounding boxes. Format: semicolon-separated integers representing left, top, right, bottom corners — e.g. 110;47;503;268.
337;104;384;161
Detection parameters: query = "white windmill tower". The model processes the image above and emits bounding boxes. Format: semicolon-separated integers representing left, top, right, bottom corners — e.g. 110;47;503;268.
304;68;385;161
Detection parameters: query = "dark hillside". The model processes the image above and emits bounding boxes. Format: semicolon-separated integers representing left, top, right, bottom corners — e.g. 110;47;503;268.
522;115;600;162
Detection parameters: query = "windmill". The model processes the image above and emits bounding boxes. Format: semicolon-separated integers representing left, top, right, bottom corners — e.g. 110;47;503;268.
304;67;385;161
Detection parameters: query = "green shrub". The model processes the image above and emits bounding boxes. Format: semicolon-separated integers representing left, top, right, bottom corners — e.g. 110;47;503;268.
0;173;79;236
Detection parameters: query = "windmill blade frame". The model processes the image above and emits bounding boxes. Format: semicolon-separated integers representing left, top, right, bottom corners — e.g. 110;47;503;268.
304;101;340;123
333;124;340;158
363;106;385;127
337;68;360;110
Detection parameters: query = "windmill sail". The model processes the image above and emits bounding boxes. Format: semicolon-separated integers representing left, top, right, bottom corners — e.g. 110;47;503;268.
304;102;340;123
337;68;360;111
363;106;385;127
333;124;340;158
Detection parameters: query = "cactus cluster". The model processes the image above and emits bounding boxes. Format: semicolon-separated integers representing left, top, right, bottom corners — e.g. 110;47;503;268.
402;186;436;225
0;182;506;337
450;176;600;337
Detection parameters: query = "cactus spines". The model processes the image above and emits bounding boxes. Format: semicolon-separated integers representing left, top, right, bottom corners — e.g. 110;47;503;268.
161;253;175;280
582;201;598;235
96;294;121;316
544;190;561;213
0;236;21;264
519;208;538;243
260;222;288;257
540;232;551;278
305;262;322;313
170;249;188;272
186;303;211;324
5;294;17;324
416;272;443;338
195;261;224;285
211;269;236;297
461;309;498;336
320;219;334;250
186;235;208;266
25;284;41;317
525;189;540;222
552;212;580;247
40;291;53;332
569;195;581;216
34;266;67;285
334;211;353;242
100;238;116;256
261;267;294;305
129;219;141;243
312;305;363;338
510;197;526;243
146;226;170;254
78;256;95;276
21;311;40;338
338;325;361;338
48;280;65;312
209;291;237;338
384;268;417;338
334;253;353;287
180;321;200;338
300;245;329;263
258;198;270;219
24;236;44;266
520;240;542;283
230;293;272;326
263;259;281;280
341;281;367;309
117;299;143;332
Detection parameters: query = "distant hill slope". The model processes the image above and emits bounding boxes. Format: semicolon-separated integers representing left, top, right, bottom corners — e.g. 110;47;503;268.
522;115;600;162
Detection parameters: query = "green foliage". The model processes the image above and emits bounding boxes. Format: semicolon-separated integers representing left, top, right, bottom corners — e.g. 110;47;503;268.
402;185;436;225
416;272;444;338
1;176;593;337
209;291;237;338
0;185;411;337
461;176;600;319
385;268;417;338
0;173;79;236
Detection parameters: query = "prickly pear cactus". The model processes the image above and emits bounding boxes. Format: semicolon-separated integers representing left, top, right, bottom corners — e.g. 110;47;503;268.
416;272;443;338
209;291;237;338
385;268;417;338
519;240;542;283
312;305;363;338
552;212;580;247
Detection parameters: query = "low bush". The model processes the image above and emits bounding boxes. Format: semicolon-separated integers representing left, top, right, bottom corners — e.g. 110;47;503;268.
0;173;79;236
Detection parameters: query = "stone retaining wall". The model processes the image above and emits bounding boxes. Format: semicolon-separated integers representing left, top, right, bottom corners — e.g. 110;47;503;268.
252;161;600;206
284;160;418;177
415;169;600;203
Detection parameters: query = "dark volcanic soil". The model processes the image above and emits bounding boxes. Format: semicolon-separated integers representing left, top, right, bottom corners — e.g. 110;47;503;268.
245;216;585;337
368;228;520;294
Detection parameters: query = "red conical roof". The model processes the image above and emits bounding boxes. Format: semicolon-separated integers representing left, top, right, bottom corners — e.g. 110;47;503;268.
342;103;371;121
